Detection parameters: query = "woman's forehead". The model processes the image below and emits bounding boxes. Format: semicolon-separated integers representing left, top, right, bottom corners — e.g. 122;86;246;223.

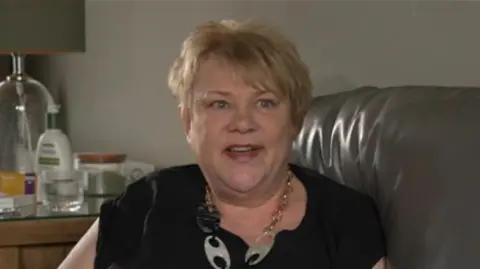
192;87;275;101
194;58;241;86
193;59;283;98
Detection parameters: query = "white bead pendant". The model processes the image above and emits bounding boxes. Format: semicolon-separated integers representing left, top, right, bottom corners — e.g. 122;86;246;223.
204;235;231;269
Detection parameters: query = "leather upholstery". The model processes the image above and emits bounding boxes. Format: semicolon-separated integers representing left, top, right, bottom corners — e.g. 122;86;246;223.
291;86;480;269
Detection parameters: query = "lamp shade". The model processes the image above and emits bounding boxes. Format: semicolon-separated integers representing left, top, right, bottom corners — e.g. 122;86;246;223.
0;0;86;54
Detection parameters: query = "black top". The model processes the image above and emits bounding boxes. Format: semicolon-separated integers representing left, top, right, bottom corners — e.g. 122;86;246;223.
95;164;385;269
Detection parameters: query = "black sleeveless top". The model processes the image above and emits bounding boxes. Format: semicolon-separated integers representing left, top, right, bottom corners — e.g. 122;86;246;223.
94;164;385;269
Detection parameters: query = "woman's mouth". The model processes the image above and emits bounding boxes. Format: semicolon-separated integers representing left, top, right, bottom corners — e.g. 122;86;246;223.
223;144;264;162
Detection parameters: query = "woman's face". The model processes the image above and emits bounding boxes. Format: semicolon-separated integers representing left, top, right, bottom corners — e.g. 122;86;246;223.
181;58;296;195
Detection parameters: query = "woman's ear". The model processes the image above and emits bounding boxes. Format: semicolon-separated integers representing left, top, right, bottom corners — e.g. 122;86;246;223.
179;104;191;142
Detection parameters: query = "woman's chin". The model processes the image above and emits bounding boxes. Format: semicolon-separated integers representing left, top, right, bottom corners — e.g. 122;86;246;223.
218;171;265;194
211;158;271;193
225;180;262;194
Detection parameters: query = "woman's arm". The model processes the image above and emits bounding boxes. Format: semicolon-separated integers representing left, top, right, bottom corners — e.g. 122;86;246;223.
57;219;99;269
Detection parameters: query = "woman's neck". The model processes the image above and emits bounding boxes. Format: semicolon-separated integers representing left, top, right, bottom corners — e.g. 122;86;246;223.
211;173;291;230
213;176;307;245
214;184;284;217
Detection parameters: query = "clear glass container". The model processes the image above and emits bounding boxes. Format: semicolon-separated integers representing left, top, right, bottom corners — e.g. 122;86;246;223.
0;53;54;173
74;153;128;197
40;170;85;213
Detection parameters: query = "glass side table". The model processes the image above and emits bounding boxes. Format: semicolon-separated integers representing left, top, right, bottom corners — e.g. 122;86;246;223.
0;197;107;222
0;197;108;269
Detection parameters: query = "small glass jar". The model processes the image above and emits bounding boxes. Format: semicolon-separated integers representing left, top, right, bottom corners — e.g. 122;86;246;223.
40;170;85;212
74;153;127;197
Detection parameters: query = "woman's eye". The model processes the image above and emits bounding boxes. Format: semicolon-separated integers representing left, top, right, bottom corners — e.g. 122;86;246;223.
209;100;229;109
257;99;277;108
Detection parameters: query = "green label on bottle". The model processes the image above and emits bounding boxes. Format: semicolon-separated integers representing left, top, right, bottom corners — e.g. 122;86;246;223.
38;157;60;165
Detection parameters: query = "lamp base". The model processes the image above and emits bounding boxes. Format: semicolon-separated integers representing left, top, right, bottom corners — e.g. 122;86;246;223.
0;53;53;173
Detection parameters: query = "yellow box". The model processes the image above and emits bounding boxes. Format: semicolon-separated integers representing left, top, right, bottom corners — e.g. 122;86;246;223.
0;171;36;197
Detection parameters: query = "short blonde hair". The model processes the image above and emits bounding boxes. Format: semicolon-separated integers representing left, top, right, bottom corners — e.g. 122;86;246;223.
167;19;312;126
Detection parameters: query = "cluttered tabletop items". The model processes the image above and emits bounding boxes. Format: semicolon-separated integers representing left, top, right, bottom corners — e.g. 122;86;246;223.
0;151;154;269
0;107;155;221
0;154;155;221
0;196;108;222
0;73;155;218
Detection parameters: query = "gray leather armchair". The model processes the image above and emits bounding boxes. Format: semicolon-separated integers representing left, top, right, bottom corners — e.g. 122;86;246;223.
291;86;480;269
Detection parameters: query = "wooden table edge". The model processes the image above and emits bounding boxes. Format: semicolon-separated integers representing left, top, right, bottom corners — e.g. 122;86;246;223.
0;216;97;247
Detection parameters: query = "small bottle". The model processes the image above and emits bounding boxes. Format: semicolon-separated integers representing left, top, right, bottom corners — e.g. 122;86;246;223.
35;105;74;202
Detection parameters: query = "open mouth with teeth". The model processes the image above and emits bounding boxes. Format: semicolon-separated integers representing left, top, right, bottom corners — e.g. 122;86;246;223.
224;144;264;161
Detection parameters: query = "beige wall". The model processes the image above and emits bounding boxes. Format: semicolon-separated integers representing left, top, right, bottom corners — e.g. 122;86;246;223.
37;1;480;167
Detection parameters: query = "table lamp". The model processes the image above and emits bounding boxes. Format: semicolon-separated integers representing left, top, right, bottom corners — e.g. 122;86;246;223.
0;0;85;176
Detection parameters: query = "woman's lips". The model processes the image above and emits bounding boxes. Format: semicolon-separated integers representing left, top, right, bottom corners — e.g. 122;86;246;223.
223;145;264;162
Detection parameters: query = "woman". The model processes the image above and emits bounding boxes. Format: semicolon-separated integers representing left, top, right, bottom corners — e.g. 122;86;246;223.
59;20;386;269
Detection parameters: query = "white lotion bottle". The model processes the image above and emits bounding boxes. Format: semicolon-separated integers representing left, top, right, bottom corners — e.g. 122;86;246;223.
35;105;74;202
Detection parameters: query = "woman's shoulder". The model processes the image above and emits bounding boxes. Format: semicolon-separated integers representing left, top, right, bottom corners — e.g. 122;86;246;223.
95;164;205;268
291;164;385;268
291;163;375;206
97;163;205;239
290;163;382;241
118;164;205;207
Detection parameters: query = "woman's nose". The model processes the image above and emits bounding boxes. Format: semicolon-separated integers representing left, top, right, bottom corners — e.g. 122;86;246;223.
228;107;257;133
